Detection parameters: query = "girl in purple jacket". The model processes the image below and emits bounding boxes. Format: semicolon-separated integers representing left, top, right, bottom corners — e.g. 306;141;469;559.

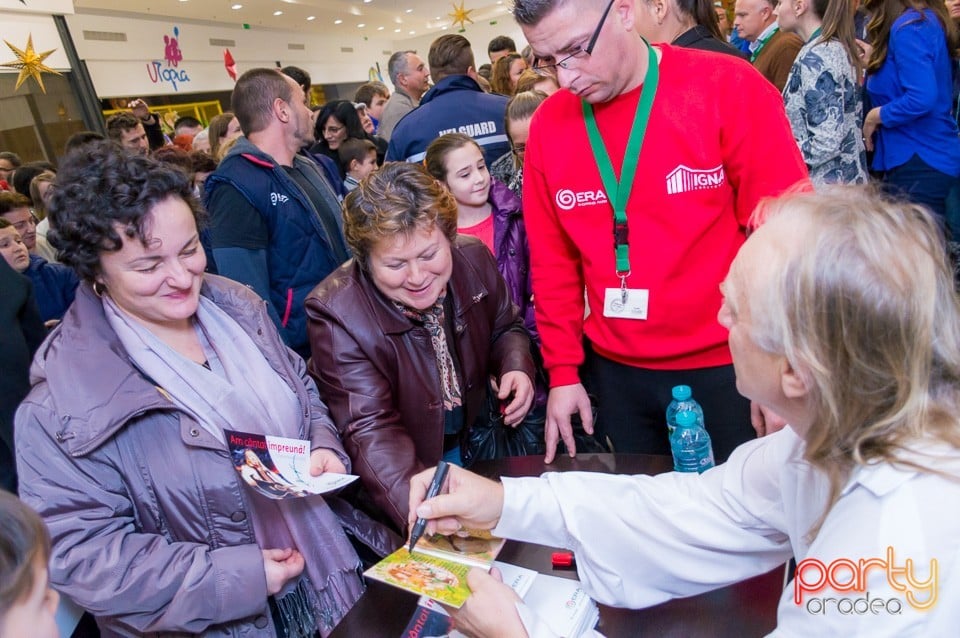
425;133;538;346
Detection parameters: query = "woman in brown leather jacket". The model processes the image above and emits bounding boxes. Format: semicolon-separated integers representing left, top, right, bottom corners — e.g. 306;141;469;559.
306;162;536;533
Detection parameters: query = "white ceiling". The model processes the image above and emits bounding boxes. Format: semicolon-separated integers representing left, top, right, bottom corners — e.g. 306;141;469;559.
73;0;516;40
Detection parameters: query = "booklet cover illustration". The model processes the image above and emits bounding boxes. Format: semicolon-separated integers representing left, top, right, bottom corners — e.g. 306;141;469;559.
365;532;505;608
224;429;357;499
365;547;476;608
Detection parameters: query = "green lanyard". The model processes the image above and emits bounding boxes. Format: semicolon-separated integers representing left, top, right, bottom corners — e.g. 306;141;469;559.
750;26;779;62
582;43;659;292
807;27;822;43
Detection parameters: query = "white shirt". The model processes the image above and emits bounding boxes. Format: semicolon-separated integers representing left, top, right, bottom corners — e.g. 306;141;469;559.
493;428;960;637
749;21;780;52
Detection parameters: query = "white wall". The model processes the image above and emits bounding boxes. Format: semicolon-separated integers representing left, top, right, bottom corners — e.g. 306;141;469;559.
64;12;400;98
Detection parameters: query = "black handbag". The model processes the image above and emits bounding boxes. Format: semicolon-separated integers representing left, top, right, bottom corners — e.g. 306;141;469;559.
462;386;607;466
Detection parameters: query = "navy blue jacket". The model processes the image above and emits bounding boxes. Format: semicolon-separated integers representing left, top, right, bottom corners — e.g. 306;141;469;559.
385;75;510;167
24;255;78;323
204;138;350;357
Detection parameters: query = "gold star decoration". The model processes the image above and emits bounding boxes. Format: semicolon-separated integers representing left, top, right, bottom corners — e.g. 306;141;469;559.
1;34;62;94
449;1;475;31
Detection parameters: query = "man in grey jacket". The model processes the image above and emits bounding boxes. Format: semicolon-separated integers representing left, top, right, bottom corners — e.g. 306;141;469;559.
378;50;431;141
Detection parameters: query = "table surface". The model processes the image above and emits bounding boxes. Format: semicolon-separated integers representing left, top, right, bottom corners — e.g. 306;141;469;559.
330;453;783;637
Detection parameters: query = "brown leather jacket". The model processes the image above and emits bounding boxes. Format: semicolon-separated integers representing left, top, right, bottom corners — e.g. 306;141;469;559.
306;237;534;531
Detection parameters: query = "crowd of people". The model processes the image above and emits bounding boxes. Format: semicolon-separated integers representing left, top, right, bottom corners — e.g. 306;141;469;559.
1;0;960;635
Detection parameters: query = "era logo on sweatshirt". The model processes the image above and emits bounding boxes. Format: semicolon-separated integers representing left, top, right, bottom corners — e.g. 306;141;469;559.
666;165;725;195
555;188;608;211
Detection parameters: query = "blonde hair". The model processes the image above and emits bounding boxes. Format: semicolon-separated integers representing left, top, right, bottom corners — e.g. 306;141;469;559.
28;171;56;221
490;53;524;95
0;492;51;624
343;162;458;267
217;135;240;163
514;69;557;94
750;186;960;530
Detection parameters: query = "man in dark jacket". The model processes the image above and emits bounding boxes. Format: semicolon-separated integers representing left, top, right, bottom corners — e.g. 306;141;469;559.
105;98;166;153
0;196;78;323
0;259;45;492
386;34;511;166
205;68;350;359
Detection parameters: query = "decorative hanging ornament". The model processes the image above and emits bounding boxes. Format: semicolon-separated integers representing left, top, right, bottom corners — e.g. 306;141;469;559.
1;34;62;93
223;48;237;81
449;1;475;31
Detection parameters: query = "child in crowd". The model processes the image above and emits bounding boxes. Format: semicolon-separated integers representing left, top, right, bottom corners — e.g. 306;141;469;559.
338;138;379;192
425;133;537;345
0;217;77;325
0;491;60;638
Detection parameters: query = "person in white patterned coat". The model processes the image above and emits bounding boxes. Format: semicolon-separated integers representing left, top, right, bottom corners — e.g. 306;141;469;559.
780;0;868;185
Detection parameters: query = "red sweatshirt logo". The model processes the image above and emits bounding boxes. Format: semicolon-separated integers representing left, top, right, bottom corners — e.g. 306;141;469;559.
555;188;608;211
666;164;725;195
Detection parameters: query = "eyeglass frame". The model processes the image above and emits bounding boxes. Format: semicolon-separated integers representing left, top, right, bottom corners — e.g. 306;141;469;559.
531;0;617;74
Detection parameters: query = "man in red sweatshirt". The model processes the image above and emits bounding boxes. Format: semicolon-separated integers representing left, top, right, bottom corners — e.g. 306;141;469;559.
518;0;809;463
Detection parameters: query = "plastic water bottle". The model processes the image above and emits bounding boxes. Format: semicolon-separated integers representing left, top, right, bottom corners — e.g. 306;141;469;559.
666;385;705;438
670;409;716;473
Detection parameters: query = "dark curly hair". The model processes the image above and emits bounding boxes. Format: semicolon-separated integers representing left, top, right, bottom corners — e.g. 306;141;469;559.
48;140;206;283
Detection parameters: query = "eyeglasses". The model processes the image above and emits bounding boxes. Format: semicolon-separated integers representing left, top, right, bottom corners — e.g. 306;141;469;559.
531;0;616;74
511;143;526;156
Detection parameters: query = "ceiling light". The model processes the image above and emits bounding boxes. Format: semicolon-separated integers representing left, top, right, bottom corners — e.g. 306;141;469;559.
409;30;415;34
441;26;448;29
231;3;242;9
358;23;365;27
377;26;384;30
394;27;401;32
405;8;413;13
307;16;316;21
334;18;343;24
273;10;283;16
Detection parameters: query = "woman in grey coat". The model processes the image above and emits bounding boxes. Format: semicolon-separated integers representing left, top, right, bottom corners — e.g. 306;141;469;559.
15;142;395;637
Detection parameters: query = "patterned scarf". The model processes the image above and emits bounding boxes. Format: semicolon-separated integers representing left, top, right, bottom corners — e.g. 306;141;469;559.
396;295;462;410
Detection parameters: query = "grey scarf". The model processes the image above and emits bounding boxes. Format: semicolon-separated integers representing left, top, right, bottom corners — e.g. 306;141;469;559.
103;294;363;636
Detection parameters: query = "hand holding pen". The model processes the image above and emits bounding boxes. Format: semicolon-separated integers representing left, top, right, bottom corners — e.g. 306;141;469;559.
407;463;505;540
408;461;449;553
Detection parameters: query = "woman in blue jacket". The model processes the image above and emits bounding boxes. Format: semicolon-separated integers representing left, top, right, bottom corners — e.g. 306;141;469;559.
862;0;960;219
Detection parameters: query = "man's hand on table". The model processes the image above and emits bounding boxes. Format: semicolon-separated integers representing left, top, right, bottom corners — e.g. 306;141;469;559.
544;383;594;463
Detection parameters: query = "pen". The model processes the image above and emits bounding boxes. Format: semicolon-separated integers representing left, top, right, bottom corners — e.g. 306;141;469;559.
408;461;450;554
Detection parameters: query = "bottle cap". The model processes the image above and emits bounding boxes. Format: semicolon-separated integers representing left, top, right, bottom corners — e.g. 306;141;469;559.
675;410;698;427
551;551;576;569
672;385;692;401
